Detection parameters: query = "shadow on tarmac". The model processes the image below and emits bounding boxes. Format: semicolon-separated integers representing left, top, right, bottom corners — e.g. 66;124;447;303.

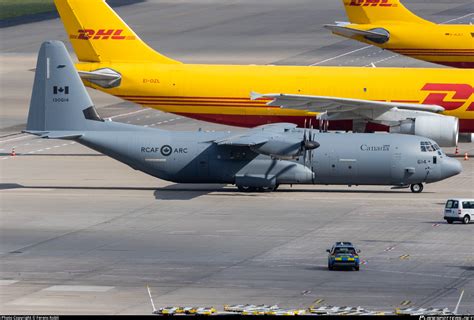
0;183;430;200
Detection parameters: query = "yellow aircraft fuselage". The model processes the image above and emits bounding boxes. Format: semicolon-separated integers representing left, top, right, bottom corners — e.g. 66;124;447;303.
55;0;474;132
342;23;474;68
331;0;474;68
78;62;474;132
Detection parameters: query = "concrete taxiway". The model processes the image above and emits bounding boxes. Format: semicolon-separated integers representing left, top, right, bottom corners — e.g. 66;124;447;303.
1;0;473;314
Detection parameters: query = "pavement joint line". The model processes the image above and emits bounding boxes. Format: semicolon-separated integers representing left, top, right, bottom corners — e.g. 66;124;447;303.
42;285;114;292
0;280;19;286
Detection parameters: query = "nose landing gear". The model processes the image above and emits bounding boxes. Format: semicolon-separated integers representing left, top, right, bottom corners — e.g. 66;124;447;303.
410;183;424;193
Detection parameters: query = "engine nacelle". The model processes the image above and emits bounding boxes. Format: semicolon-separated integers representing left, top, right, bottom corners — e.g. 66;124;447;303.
252;139;301;159
390;115;458;147
252;139;319;159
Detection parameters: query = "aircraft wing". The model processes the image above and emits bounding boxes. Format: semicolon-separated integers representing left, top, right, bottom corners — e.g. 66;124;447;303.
324;22;389;42
214;134;269;147
213;123;297;147
250;92;445;126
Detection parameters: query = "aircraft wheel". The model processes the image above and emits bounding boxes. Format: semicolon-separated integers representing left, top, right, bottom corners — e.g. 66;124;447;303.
261;186;276;192
410;183;423;193
463;215;470;224
237;185;253;192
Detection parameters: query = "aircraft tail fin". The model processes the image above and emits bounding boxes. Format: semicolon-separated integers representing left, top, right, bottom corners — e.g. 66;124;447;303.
342;0;431;24
26;41;97;134
54;0;180;64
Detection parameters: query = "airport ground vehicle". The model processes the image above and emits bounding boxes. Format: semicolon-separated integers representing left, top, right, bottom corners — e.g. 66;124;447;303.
444;199;474;224
327;242;361;271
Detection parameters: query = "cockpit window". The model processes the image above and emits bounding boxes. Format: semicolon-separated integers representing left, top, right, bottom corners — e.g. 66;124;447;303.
420;141;437;152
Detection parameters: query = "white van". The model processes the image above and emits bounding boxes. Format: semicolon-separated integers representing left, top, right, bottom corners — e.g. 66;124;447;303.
444;199;474;224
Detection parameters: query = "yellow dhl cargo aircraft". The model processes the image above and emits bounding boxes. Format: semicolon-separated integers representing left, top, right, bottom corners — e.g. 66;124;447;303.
54;0;474;146
325;0;474;68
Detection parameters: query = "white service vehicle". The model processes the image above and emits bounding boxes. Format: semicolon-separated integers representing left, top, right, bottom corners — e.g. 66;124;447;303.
444;199;474;224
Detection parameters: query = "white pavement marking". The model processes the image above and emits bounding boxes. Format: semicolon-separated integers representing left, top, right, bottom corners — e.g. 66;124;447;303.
109;109;147;119
0;135;30;144
442;13;473;24
42;285;114;292
365;54;398;67
310;46;372;66
365;268;470;280
0;280;19;286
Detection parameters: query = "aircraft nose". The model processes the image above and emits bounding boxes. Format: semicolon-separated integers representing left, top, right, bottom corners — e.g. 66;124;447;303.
441;157;462;179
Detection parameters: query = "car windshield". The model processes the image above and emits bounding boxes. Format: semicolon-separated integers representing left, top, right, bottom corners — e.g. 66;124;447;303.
334;247;356;254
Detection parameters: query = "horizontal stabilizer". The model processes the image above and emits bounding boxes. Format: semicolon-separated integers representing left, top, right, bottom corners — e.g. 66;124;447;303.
324;24;389;42
78;68;122;88
23;130;83;139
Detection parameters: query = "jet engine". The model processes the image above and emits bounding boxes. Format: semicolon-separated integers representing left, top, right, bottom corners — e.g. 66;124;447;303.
390;115;459;147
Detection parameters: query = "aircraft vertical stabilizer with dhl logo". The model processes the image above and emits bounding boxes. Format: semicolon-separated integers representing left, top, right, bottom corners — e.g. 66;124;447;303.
54;0;179;64
342;0;431;24
53;0;474;147
325;0;474;68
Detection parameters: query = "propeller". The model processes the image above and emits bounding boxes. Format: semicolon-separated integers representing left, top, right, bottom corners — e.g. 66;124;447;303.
301;120;320;167
317;111;329;133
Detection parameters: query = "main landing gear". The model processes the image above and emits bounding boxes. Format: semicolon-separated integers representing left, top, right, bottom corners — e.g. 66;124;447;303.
237;185;279;193
410;183;424;193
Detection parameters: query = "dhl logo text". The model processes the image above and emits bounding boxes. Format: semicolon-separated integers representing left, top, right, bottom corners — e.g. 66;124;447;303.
347;0;396;7
70;29;136;40
422;83;474;111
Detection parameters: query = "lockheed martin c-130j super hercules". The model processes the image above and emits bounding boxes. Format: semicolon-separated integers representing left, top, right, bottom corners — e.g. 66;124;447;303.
24;41;462;193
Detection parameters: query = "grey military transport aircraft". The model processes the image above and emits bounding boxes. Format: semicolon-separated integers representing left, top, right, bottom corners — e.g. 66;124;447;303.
24;41;462;193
